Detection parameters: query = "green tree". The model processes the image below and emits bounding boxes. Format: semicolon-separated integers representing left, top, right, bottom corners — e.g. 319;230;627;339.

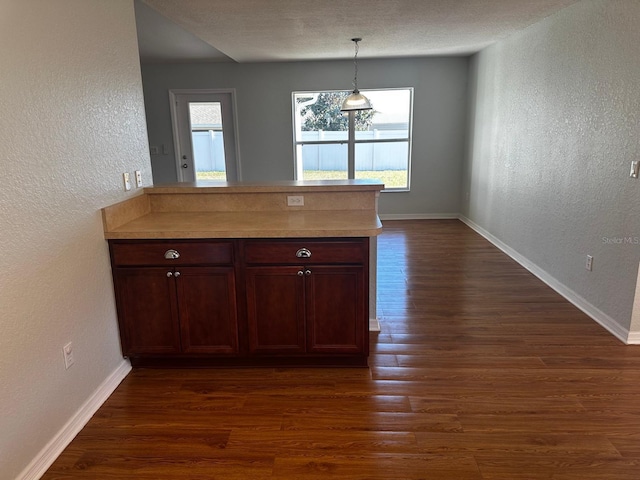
298;92;374;131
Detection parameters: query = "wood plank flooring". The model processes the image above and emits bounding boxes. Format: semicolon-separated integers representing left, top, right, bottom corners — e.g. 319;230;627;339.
42;220;640;479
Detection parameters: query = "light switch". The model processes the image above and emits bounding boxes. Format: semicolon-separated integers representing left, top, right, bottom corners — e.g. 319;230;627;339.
631;161;639;179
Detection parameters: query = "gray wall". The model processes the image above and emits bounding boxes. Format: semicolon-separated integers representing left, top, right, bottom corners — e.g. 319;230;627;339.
462;0;640;333
141;57;468;215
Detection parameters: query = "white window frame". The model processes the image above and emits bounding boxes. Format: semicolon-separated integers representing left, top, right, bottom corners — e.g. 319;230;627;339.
292;87;413;192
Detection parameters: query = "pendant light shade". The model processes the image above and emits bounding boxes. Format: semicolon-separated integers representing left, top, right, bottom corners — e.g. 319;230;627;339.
341;38;372;112
342;91;372;111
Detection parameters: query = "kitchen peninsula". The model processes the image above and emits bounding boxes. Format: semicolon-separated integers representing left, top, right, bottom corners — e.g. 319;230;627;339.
102;180;383;367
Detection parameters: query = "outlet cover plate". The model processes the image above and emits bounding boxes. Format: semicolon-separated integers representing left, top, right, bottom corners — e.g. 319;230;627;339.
287;195;304;206
123;172;131;191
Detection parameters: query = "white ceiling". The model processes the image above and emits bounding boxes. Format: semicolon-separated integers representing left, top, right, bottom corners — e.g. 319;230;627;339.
136;0;580;63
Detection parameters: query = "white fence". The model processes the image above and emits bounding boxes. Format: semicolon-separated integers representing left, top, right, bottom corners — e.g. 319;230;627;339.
193;131;226;172
192;130;408;172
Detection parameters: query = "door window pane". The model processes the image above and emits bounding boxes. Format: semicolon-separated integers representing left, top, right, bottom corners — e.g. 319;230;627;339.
189;102;227;180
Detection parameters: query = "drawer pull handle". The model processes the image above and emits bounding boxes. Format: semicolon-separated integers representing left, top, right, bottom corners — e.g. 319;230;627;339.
164;249;180;260
174;271;181;278
296;248;312;258
305;270;312;276
297;270;304;276
166;271;173;277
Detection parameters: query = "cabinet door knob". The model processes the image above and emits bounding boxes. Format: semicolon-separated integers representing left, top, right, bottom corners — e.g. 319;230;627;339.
166;271;173;277
305;269;312;276
164;249;180;260
296;248;312;258
297;270;304;276
174;271;181;278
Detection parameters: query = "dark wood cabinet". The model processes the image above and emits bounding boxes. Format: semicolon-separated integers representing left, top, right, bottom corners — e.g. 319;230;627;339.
109;240;238;362
243;238;369;361
109;237;369;366
245;266;306;354
305;265;366;354
245;265;366;356
175;267;238;354
113;267;181;355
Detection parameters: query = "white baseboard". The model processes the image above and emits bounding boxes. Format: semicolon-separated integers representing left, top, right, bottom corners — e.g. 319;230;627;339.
17;359;132;480
459;215;631;344
627;332;640;345
379;213;459;221
369;317;381;332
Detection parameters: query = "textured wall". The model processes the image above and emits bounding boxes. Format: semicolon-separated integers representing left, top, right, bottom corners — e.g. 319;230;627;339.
463;0;640;332
141;57;469;216
0;1;151;477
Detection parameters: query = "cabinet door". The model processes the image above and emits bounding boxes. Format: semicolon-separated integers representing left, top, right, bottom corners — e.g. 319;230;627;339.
245;266;305;354
113;268;180;355
305;265;367;354
176;267;239;354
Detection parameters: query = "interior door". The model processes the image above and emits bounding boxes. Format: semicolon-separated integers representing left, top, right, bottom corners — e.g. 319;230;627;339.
170;90;239;182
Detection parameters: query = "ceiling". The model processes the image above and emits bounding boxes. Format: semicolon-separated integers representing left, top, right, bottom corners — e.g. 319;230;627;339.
135;0;580;63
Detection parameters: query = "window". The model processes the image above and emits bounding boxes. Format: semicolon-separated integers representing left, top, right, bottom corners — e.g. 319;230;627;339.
293;88;413;190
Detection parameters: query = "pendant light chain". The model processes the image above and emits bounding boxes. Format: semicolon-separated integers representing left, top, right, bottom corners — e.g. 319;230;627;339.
353;39;360;92
340;37;372;112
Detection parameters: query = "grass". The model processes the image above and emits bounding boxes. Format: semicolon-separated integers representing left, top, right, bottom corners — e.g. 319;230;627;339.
303;170;406;189
196;170;407;189
196;171;227;181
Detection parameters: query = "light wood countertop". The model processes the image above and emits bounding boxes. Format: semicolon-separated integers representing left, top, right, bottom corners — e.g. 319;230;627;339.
145;179;384;194
102;180;384;239
104;210;381;239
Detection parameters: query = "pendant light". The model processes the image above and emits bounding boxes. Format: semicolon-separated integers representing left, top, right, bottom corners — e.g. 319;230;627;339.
341;38;372;112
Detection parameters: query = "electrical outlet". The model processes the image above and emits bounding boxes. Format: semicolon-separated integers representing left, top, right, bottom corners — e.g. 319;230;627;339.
63;342;75;369
135;170;143;188
586;255;593;271
287;195;304;206
123;172;131;191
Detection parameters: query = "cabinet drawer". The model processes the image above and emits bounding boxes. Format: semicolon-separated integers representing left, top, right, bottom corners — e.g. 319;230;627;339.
110;241;233;266
243;239;368;265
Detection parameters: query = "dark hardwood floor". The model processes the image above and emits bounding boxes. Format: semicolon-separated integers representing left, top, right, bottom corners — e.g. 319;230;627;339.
43;220;640;479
